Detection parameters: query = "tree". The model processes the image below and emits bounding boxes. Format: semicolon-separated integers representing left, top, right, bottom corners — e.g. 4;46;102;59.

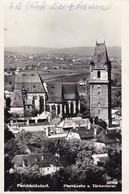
105;148;122;181
15;131;49;154
4;107;11;123
95;117;107;129
53;166;72;191
4;125;14;142
112;90;121;108
80;95;90;117
71;156;106;186
24;108;37;118
5;138;24;160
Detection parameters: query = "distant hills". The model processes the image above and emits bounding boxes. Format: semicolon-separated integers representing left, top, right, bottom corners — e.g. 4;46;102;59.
5;46;121;58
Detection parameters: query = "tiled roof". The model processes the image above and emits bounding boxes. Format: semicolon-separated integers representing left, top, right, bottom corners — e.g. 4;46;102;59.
62;83;78;100
47;82;79;103
15;71;46;93
72;127;94;139
12;153;58;168
57;119;78;129
72;118;90;127
50;118;61;125
96;133;121;144
47;83;62;103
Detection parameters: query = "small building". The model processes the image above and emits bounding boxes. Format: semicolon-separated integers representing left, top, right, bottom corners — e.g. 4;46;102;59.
71;117;91;128
28;56;34;59
12;153;60;176
47;131;81;141
57;119;79;130
112;109;122;126
15;67;20;75
95;131;121;148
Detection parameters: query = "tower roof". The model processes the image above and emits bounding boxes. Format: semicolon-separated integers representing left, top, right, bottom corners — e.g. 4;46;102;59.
93;42;109;64
10;90;24;107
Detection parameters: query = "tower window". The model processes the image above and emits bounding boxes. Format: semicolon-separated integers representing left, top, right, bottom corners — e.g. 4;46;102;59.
98;102;100;105
97;71;101;78
98;91;100;95
98;109;100;114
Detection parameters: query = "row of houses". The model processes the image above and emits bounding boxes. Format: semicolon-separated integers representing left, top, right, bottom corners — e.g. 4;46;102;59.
8;115;121;148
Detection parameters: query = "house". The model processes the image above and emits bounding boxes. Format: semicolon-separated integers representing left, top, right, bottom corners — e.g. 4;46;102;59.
46;126;64;135
95;131;121;148
57;117;91;130
107;127;121;134
71;117;91;128
71;122;105;140
15;67;20;75
12;153;60;176
112;108;122;126
47;131;81;141
57;119;78;130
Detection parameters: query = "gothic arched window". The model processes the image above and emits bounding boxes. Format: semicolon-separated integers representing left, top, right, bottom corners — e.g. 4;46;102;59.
97;71;101;78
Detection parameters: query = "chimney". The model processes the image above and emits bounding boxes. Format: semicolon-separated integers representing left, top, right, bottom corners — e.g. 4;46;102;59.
94;127;97;138
46;127;49;137
88;120;91;130
48;115;51;123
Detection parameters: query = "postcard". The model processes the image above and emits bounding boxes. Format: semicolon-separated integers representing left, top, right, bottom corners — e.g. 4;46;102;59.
1;0;129;193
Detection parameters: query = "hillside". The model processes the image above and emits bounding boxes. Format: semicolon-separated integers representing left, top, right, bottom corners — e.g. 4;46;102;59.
5;46;121;58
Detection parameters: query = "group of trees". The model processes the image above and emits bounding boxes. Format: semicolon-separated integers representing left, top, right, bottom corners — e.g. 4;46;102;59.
112;90;121;108
112;78;121;87
80;95;90;117
89;116;107;129
4;127;122;191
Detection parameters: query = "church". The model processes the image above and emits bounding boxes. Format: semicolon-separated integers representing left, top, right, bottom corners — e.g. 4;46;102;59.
10;71;80;119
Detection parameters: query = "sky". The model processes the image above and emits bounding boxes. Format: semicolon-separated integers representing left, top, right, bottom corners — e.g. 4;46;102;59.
4;0;121;48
